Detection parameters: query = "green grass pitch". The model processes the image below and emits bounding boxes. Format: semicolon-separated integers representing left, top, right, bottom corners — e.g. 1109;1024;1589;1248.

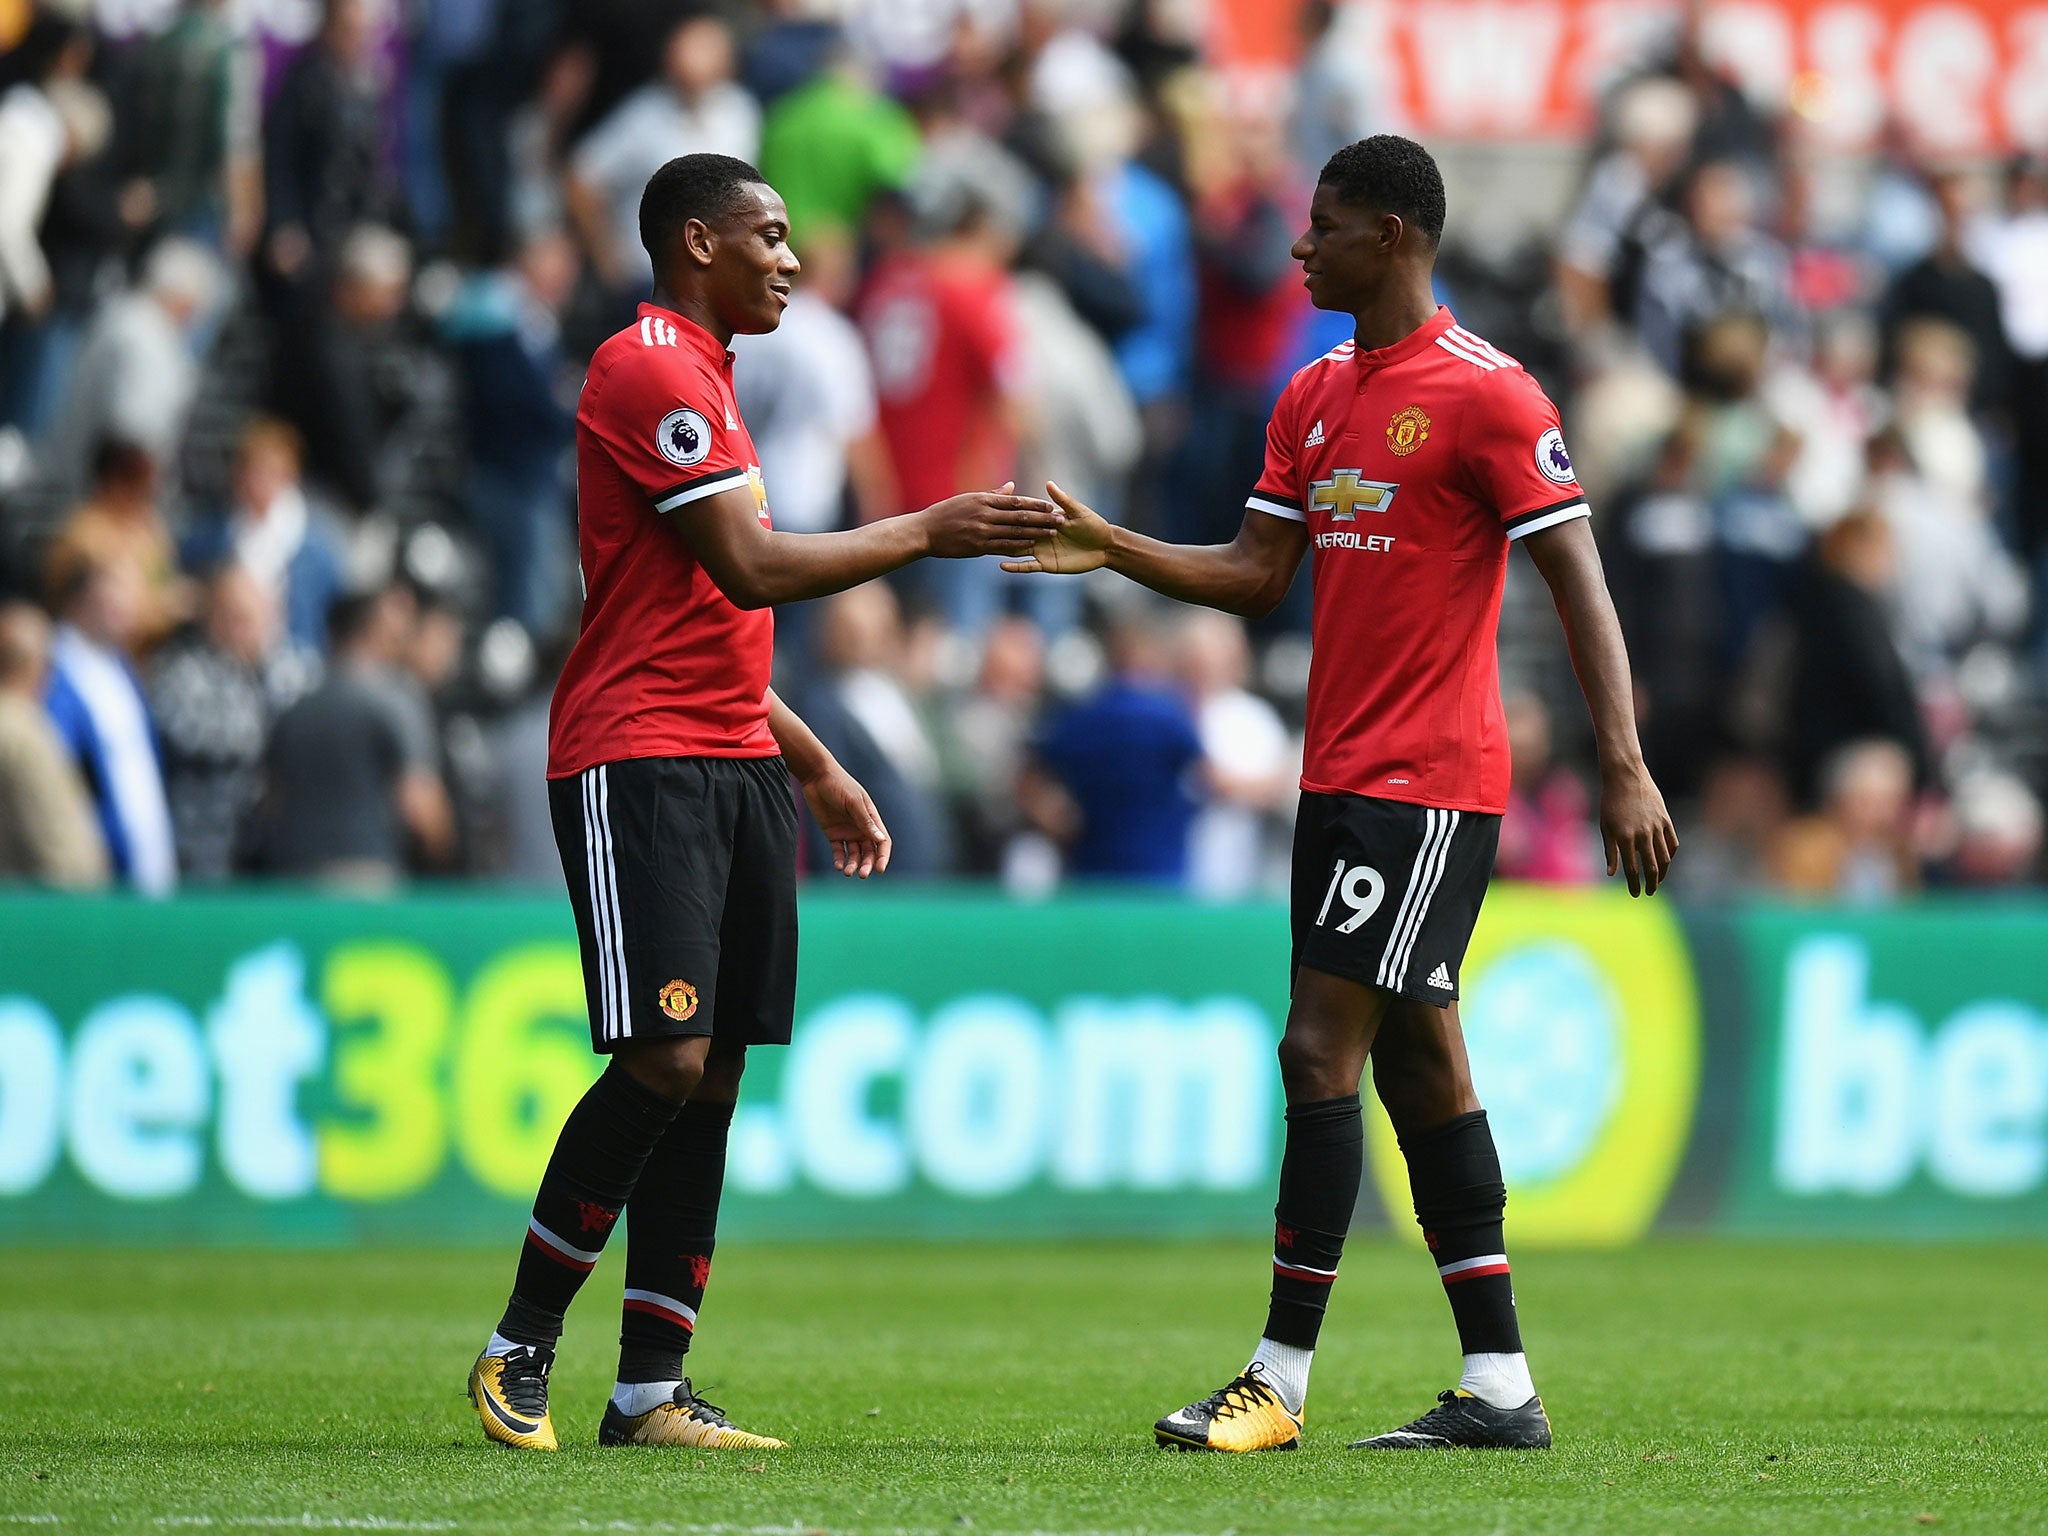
2;1239;2044;1534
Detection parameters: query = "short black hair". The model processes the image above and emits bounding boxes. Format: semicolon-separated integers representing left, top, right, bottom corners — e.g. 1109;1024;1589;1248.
326;591;380;651
639;153;769;271
1318;135;1447;243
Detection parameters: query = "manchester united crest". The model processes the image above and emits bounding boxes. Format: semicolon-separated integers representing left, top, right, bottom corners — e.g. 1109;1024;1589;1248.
658;979;699;1022
1386;405;1431;456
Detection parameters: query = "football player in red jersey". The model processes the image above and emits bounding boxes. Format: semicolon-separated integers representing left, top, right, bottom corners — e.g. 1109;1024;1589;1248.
466;154;1061;1453
1009;136;1677;1452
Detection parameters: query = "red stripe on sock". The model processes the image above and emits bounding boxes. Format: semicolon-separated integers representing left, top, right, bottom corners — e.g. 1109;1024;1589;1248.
621;1297;695;1331
1273;1262;1338;1284
1441;1262;1511;1283
526;1229;596;1273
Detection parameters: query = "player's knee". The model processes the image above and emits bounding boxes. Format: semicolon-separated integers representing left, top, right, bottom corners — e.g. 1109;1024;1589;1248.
616;1036;709;1103
1276;1024;1349;1102
693;1041;748;1103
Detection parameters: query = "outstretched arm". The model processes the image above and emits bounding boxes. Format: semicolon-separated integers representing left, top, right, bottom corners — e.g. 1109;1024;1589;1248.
766;688;891;878
1521;517;1677;895
674;482;1059;610
1001;483;1309;619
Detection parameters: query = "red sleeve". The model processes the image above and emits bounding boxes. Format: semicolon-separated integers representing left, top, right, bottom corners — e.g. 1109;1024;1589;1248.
582;347;750;513
1245;373;1305;523
1463;371;1591;541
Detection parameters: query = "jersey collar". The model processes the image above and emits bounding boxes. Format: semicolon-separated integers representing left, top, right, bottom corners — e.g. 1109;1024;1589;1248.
1349;305;1456;372
640;302;734;370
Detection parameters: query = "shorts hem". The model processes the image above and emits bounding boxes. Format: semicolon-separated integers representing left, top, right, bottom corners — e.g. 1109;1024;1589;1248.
1293;952;1458;1007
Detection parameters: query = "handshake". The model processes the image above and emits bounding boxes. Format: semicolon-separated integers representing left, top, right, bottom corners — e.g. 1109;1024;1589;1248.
922;483;1112;574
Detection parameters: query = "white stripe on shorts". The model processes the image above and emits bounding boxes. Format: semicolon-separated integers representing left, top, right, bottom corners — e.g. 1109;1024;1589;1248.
1391;810;1460;992
581;770;616;1041
1377;809;1449;989
594;767;630;1038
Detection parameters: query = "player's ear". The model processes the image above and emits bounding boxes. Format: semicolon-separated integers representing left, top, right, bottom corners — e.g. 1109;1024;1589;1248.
1380;211;1405;254
682;215;717;268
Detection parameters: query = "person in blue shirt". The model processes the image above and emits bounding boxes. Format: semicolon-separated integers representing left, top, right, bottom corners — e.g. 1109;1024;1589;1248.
1032;613;1204;884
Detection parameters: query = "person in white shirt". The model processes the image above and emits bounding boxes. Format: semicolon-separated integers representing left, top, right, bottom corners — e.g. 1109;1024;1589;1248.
1969;153;2048;569
566;15;759;295
1177;610;1295;900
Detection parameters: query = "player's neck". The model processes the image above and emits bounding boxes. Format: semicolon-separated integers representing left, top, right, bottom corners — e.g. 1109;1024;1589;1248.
649;285;732;349
1348;279;1440;355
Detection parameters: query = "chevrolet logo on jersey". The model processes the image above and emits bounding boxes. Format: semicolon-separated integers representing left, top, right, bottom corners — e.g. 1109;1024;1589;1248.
1308;471;1399;522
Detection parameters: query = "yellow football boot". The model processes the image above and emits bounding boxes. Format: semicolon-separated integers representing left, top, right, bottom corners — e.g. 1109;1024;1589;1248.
599;1379;788;1450
467;1346;558;1451
1153;1365;1304;1452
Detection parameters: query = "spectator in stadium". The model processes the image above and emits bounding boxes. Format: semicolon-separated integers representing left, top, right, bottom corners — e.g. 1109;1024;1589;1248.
43;236;218;499
0;12;89;428
116;0;262;256
46;438;190;653
1863;422;2027;682
16;25;128;442
1174;101;1305;550
249;588;454;889
939;613;1047;877
1882;168;2009;415
1681;310;1807;666
1941;770;2044;888
1178;610;1292;900
282;223;423;513
147;562;274;880
1007;261;1141;637
797;582;952;878
567;13;759;298
1495;691;1600;886
1667;754;1789;900
859;149;1032;632
1769;737;1920;903
1782;509;1930;807
756;35;920;245
182;416;347;658
1041;57;1195;533
503;43;596;249
733;227;893;660
1972;153;2048;572
1634;159;1798;376
1030;611;1204;885
258;0;395;306
0;600;107;887
1554;74;1697;347
442;227;580;636
43;556;177;894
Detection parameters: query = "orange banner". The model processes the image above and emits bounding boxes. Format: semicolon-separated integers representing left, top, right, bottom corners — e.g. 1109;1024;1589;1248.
1214;0;2048;154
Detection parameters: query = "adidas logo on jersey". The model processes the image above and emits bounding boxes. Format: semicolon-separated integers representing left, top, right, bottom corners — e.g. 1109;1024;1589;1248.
640;316;680;348
1305;419;1326;447
1426;962;1453;991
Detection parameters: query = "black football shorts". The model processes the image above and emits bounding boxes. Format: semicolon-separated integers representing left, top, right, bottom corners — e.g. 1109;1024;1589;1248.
549;755;799;1052
1290;791;1501;1006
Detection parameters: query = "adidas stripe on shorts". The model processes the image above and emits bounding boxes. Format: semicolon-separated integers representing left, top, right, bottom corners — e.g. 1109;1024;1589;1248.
547;754;799;1053
1289;791;1501;1005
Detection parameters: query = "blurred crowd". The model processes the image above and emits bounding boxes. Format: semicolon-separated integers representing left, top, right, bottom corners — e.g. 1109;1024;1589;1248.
0;0;2042;899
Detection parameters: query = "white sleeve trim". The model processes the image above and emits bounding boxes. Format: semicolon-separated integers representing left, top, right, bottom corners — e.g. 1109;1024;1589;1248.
1246;494;1306;523
1504;501;1590;541
654;467;750;513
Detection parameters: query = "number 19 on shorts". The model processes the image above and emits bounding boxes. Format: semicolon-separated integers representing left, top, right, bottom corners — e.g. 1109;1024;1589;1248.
1316;859;1385;934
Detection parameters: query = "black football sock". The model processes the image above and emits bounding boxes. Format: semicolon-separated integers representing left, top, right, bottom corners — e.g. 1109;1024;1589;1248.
1401;1109;1525;1359
617;1097;736;1386
1261;1093;1365;1352
495;1064;683;1348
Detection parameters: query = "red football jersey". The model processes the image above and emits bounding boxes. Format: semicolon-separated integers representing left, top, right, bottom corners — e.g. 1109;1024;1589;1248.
548;304;779;778
860;250;1023;514
1250;306;1589;815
